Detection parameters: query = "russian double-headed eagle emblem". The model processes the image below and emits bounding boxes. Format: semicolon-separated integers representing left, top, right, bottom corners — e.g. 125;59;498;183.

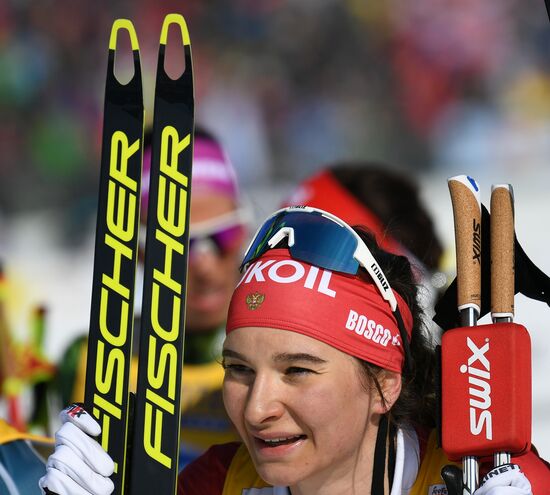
246;292;265;310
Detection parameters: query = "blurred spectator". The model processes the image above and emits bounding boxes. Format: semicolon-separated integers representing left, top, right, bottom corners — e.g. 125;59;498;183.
0;418;51;494
3;0;550;233
284;163;443;272
283;163;445;318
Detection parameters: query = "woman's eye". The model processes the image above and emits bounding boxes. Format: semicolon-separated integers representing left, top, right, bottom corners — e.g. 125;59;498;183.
222;363;252;375
285;366;315;376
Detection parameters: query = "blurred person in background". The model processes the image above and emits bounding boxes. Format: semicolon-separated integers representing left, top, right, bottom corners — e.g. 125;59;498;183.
0;264;55;493
0;418;52;494
283;163;444;299
54;125;249;466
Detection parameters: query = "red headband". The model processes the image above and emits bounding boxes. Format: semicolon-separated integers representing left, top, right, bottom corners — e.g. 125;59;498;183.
226;250;413;373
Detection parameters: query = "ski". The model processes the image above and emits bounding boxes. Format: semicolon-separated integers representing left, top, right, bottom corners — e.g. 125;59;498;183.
84;19;144;495
85;14;194;494
128;14;194;495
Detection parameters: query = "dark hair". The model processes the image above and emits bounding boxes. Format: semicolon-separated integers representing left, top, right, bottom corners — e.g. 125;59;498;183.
331;164;443;272
354;227;437;430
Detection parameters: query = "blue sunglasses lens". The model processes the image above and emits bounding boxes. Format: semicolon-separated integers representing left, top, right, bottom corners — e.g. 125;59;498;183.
241;211;360;274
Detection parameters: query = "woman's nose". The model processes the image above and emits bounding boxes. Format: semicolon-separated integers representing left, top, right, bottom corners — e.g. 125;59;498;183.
244;374;285;427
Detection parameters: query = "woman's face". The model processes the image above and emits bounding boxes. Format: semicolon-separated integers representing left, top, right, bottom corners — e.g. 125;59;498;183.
222;327;385;491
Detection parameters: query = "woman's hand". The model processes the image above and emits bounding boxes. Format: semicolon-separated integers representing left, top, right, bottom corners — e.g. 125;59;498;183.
39;404;115;495
474;464;532;495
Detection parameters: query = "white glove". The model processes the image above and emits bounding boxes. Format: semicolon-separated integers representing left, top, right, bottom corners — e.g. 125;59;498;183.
39;404;115;495
474;464;532;495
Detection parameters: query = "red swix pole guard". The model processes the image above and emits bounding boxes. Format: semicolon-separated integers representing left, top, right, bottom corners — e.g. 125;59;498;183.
441;322;531;461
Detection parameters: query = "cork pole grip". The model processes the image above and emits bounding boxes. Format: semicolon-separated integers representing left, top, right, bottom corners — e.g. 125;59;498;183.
448;176;482;315
490;185;515;319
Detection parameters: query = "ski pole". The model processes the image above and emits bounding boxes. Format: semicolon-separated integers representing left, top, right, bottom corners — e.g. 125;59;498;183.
490;184;514;467
442;179;533;493
448;174;482;494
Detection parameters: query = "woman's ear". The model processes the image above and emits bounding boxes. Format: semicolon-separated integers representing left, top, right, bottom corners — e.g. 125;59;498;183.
373;371;402;414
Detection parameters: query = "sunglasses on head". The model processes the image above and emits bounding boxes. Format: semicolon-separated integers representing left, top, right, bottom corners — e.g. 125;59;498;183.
240;206;413;372
241;206;398;311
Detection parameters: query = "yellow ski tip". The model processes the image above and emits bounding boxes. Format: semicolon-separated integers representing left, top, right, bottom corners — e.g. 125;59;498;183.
109;19;139;51
160;13;191;46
